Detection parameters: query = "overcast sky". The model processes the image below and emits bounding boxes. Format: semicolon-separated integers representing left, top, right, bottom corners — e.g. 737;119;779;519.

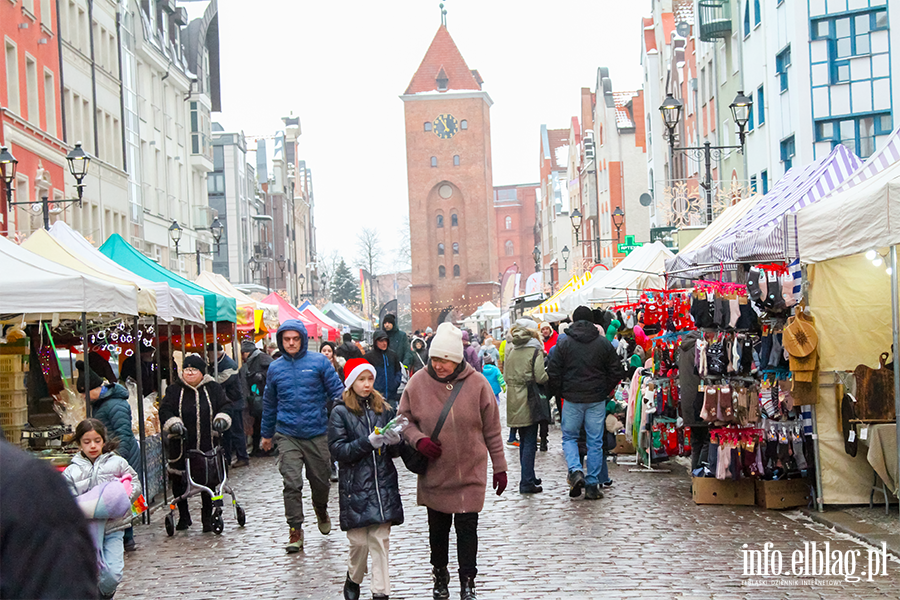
214;0;652;269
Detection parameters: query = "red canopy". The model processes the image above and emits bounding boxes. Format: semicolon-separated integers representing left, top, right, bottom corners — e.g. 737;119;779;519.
262;293;318;339
299;306;338;342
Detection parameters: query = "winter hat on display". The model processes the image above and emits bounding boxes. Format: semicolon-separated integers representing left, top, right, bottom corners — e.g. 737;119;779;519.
573;306;594;323
241;340;258;354
182;354;207;374
344;358;376;390
428;322;464;363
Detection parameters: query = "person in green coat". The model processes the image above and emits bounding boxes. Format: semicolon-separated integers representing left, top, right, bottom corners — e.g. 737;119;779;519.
502;320;548;494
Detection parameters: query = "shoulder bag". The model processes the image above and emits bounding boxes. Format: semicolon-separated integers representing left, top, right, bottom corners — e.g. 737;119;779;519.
401;377;467;475
527;349;552;424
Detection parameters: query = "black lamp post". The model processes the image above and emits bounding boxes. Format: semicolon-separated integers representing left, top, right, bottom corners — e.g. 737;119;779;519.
298;273;306;298
169;217;223;274
6;142;93;231
561;245;570;271
248;256;271;293
569;206;626;263
660;91;752;224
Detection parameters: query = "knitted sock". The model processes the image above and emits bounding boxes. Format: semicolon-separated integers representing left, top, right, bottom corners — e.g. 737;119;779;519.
729;299;740;328
792;437;808;470
746;269;764;300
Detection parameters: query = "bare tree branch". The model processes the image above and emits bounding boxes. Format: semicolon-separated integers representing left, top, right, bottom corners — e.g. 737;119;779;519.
354;227;383;276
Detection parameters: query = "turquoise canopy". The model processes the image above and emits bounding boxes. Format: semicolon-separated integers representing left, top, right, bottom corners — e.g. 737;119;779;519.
99;234;237;323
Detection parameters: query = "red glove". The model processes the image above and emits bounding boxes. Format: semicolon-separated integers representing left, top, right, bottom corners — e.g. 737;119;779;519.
492;471;507;496
416;438;442;460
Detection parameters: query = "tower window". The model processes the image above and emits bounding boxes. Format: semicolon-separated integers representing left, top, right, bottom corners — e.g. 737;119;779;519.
453;155;460;166
453;265;460;277
451;214;458;227
460;120;467;130
505;240;514;256
436;214;444;228
424;122;432;132
431;156;437;168
452;242;459;254
505;216;512;230
438;243;445;255
439;265;446;278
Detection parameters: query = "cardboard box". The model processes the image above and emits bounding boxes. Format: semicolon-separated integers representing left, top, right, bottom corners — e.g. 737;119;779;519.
692;477;756;506
755;478;813;510
612;433;634;455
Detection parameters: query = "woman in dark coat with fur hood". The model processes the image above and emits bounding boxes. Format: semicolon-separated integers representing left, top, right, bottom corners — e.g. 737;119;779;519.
159;354;232;531
328;358;404;600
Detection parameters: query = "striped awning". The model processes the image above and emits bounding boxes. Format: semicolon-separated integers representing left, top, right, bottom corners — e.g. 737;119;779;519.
667;144;862;276
532;271;593;317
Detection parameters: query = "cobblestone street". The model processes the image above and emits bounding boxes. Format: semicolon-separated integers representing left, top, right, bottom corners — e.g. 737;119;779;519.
118;423;900;600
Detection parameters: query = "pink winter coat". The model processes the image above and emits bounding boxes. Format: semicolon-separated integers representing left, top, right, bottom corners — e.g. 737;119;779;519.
399;363;507;514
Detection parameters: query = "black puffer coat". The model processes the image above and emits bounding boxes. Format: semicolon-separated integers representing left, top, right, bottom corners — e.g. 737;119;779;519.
327;396;404;531
547;319;626;403
160;374;232;470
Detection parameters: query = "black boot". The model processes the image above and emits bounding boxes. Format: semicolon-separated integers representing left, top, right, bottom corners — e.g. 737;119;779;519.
343;572;360;600
175;502;191;530
460;574;476;600
432;567;450;599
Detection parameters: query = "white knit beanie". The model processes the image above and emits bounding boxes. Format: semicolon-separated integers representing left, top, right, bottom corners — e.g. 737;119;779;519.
428;322;464;364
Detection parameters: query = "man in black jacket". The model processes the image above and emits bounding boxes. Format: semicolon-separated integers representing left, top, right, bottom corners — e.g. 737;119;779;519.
209;343;249;467
547;305;625;501
240;340;273;457
363;331;402;408
335;332;363;360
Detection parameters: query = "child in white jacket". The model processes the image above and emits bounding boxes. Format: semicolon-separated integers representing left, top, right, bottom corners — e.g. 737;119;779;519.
63;418;141;599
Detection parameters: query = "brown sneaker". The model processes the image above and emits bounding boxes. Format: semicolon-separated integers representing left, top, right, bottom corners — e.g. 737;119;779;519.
314;506;332;535
285;527;303;553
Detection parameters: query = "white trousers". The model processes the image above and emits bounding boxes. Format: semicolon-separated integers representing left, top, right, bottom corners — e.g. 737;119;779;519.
347;523;392;594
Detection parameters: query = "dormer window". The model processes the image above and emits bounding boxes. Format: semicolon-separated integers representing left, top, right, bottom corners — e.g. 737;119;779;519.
436;67;449;91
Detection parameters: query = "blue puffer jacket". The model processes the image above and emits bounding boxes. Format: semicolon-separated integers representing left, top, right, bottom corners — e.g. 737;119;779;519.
91;383;141;478
261;320;345;441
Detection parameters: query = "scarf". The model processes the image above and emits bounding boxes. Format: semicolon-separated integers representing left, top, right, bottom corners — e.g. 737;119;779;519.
427;360;466;384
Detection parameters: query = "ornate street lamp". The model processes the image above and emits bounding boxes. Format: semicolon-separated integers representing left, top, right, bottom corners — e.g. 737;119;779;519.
659;94;684;140
612;206;625;240
0;146;18;208
729;90;753;144
66;142;91;203
561;245;570;270
569;208;583;243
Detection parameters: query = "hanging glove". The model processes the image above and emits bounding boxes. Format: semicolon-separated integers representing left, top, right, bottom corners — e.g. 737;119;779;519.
368;430;386;449
213;415;230;432
416;437;442;459
383;429;402;446
168;421;186;437
492;471;507;496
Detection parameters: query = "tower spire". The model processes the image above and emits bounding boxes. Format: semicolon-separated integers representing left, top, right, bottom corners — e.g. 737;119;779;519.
440;2;447;27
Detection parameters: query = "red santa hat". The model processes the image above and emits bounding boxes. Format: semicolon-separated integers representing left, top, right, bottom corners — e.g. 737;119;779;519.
343;358;376;390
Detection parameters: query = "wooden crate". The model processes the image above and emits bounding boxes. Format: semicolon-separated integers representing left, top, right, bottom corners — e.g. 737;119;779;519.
755;478;813;510
692;477;756;505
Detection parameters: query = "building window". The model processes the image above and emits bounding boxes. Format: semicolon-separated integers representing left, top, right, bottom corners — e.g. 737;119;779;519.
756;85;765;126
750;175;758;193
505;240;514;256
812;9;887;83
453;265;460;277
743;1;751;37
460;120;467;130
439;266;446;278
815;113;891;158
753;0;760;26
775;45;791;92
430;156;437;167
747;100;754;132
452;242;459;254
424;122;432;132
453;155;460;166
761;170;769;194
780;135;796;172
451;214;458;227
436;214;444;228
505;216;512;230
5;41;20;115
438;243;445;256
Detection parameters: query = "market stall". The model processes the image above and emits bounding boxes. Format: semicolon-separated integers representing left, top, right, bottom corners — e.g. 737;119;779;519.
532;270;596;321
297;300;341;342
262;293;319;339
572;241;674;309
195;271;279;339
323;302;372;337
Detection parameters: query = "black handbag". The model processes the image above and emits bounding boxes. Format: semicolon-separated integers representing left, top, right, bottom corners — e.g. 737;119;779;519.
527;349;551;424
401;378;467;475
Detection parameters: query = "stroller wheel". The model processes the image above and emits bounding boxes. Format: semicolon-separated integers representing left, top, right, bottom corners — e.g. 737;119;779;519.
164;513;175;537
212;508;224;535
236;505;246;527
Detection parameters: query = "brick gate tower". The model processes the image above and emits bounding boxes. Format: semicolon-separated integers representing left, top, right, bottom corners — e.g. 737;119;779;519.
402;25;496;331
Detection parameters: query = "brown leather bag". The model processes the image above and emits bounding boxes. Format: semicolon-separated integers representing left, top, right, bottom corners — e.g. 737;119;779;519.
853;352;896;421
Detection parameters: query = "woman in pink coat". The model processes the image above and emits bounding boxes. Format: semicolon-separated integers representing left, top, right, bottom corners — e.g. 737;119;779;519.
399;322;507;600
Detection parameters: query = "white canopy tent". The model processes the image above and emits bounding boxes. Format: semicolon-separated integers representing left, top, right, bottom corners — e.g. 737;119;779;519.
564;242;674;311
0;235;138;318
48;221;204;323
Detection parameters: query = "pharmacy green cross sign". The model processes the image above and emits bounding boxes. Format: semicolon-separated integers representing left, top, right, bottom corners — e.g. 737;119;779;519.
617;235;644;255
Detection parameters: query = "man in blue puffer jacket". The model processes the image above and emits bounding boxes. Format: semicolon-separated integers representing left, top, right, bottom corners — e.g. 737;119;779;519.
260;320;345;554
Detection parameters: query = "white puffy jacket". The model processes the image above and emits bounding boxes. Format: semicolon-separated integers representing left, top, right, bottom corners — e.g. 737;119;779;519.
63;451;141;533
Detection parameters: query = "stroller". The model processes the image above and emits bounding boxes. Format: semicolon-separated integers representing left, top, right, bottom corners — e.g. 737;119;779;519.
164;440;246;536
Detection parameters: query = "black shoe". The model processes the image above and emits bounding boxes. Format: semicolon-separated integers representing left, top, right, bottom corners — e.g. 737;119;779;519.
372;596;389;600
534;478;542;486
202;521;213;533
601;479;613;487
460;574;476;600
539;440;548;452
567;470;586;498
343;572;360;600
175;516;192;530
432;566;450;599
232;458;250;468
519;484;543;494
123;538;136;552
585;483;604;500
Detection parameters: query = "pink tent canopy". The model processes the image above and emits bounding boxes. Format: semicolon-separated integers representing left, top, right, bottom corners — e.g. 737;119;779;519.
262;293;319;339
298;307;338;342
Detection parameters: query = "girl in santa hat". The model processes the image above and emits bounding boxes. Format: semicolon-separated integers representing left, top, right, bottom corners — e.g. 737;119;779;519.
328;358;405;600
